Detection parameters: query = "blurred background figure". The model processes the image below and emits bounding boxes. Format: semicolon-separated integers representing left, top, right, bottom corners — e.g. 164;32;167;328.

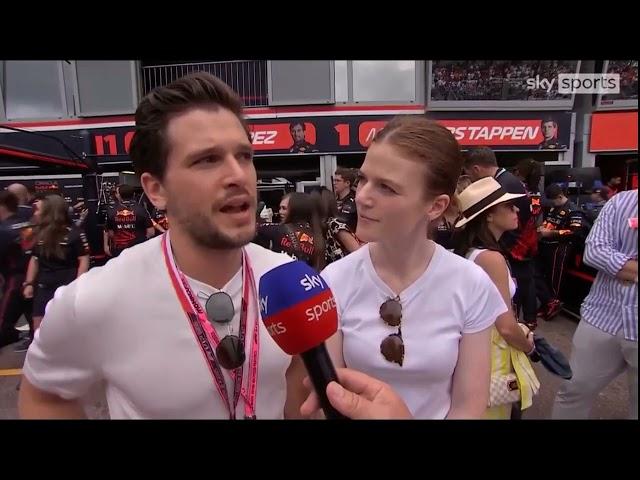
535;184;590;323
103;184;154;258
22;195;90;338
7;183;35;222
606;176;623;196
0;191;33;349
333;167;358;234
312;187;361;266
585;186;612;223
278;193;291;224
432;175;472;250
255;192;324;270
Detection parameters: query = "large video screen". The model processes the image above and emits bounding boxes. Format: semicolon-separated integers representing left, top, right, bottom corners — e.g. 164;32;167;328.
597;60;638;110
428;60;580;110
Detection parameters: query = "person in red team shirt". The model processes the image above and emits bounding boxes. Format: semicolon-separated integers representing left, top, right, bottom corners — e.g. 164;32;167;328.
104;184;155;257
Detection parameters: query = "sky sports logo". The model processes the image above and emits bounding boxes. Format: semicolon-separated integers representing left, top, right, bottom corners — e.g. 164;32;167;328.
526;74;620;94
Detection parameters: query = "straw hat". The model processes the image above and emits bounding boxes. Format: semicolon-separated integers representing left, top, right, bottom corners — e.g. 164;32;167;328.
455;177;525;228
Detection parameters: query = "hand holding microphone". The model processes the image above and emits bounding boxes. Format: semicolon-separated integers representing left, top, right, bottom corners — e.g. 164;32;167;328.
259;261;346;419
300;368;412;420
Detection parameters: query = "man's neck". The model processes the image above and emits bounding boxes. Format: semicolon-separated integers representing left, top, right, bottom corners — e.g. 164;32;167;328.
169;228;243;290
337;189;351;201
487;166;500;178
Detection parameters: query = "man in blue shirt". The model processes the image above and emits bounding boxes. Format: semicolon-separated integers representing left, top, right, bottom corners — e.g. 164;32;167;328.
552;189;638;419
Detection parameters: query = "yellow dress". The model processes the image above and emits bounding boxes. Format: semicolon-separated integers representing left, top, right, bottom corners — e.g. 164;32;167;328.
484;327;540;419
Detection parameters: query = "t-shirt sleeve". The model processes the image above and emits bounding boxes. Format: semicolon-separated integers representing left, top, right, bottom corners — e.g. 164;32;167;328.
22;281;101;399
320;262;344;320
328;217;350;236
462;266;508;334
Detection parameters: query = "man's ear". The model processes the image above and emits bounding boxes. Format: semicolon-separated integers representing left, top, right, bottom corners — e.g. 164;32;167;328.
140;173;168;210
425;194;450;222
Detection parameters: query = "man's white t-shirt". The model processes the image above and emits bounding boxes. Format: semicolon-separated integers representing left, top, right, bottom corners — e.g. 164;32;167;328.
320;242;507;419
23;236;293;419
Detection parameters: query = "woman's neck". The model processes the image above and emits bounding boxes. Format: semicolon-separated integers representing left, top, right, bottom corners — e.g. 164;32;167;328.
369;231;435;296
169;228;243;290
487;224;505;245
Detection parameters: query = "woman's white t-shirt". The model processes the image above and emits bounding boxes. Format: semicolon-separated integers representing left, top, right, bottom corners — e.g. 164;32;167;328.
320;242;508;419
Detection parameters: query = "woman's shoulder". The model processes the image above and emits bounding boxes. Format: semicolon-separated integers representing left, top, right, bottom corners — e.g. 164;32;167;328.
321;243;368;278
437;246;494;279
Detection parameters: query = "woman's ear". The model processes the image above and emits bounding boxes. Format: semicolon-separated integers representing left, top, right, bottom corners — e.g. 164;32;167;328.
425;194;450;222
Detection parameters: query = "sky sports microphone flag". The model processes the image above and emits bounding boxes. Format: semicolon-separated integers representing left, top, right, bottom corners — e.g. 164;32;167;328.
259;261;346;419
258;261;337;355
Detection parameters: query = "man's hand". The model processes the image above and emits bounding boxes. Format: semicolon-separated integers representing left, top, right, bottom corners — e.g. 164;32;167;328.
300;368;412;420
617;259;638;284
539;228;554;238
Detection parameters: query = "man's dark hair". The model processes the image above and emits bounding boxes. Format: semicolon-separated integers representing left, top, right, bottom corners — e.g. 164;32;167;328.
118;184;136;201
129;72;249;181
0;190;19;213
545;183;565;199
541;118;558;128
289;121;305;131
334;167;357;187
463;147;498;169
593;186;612;201
515;158;543;192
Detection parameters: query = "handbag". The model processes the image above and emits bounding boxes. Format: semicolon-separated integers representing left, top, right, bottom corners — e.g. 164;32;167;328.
488;372;521;407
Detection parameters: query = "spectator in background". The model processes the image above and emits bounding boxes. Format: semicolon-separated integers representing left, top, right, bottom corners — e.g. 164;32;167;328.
0;191;33;349
104;184;154;258
432;175;472;250
452;177;538;419
463;148;537;330
151;208;169;235
552;190;638;419
586;186;612;223
22;194;90;335
255;192;325;270
278;193;292;224
535;184;590;322
312;187;361;265
607;176;623;196
512;158;544;329
334;167;358;234
7;183;35;222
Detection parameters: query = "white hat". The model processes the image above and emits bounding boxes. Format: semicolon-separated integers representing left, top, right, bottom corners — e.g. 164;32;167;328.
455;177;525;228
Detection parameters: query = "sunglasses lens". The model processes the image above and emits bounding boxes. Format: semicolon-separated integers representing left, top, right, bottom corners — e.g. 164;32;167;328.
380;333;404;367
380;299;402;327
206;292;234;324
216;335;245;370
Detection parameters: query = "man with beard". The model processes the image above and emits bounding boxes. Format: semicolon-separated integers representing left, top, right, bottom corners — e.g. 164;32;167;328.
18;73;302;419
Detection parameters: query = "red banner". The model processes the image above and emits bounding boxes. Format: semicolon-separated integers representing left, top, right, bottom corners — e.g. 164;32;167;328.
360;119;554;147
590;111;638;152
248;123;316;151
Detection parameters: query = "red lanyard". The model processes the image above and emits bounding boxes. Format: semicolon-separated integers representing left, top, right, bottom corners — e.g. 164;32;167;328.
162;232;260;419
